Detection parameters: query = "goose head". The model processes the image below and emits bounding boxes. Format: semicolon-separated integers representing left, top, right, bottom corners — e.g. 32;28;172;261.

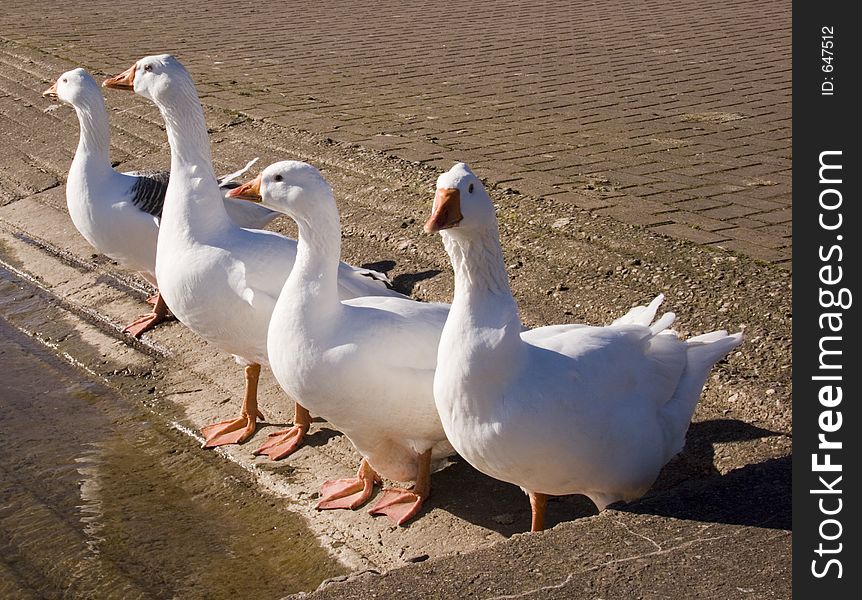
425;162;495;235
43;68;101;106
227;160;333;220
103;54;193;103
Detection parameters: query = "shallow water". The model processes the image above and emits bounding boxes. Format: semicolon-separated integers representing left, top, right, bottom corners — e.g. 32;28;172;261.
0;315;345;599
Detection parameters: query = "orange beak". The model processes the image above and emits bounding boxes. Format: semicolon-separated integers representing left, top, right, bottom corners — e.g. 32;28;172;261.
103;64;136;90
226;174;263;202
424;188;463;233
42;81;59;98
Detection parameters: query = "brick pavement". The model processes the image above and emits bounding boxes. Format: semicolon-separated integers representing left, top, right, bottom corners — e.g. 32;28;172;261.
0;0;791;266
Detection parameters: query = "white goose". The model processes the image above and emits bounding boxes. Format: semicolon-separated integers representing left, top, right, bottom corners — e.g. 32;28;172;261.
43;68;277;337
228;161;454;525
425;163;743;531
102;55;399;455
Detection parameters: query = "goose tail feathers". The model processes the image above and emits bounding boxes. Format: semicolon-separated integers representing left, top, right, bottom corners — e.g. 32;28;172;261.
613;294;679;336
661;328;744;457
616;294;743;459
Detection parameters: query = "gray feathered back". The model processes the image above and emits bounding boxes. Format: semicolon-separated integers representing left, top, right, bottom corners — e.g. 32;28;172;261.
126;170;170;217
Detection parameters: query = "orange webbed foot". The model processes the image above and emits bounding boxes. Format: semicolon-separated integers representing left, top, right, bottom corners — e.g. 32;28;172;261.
316;477;376;510
316;459;378;511
252;426;306;460
122;311;169;337
124;293;172;337
368;488;425;525
200;363;264;448
200;410;263;448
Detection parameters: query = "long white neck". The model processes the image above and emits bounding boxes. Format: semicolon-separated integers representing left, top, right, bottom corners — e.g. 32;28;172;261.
439;225;524;404
69;92;113;181
160;83;214;175
443;225;520;325
153;78;228;236
279;196;342;321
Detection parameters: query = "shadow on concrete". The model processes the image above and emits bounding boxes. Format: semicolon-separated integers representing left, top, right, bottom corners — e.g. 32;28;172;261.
651;418;786;491
361;260;442;296
391;270;442;296
608;418;790;531
301;426;344;449
424;455;598;536
424;418;788;535
620;455;791;530
361;260;396;275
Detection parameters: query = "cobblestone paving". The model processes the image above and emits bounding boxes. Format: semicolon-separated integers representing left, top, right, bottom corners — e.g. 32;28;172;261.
0;0;791;266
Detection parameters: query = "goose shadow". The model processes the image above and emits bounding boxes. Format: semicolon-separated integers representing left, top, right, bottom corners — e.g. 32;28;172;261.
427;418;787;534
361;260;396;276
361;260;441;297
426;456;599;537
650;418;786;491
391;270;442;297
617;454;791;530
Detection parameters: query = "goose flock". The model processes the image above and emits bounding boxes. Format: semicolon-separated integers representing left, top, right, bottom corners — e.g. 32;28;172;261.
44;54;742;532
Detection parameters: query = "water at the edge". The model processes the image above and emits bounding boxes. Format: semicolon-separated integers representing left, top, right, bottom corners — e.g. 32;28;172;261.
0;315;346;599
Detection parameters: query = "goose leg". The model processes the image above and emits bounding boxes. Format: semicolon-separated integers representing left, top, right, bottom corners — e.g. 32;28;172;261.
529;492;548;532
368;449;432;526
253;402;312;460
122;292;171;338
316;459;379;510
201;364;265;447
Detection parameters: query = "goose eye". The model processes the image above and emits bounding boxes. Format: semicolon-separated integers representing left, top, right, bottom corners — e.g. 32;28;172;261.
62;78;68;83
468;183;474;194
144;64;153;72
274;174;283;182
